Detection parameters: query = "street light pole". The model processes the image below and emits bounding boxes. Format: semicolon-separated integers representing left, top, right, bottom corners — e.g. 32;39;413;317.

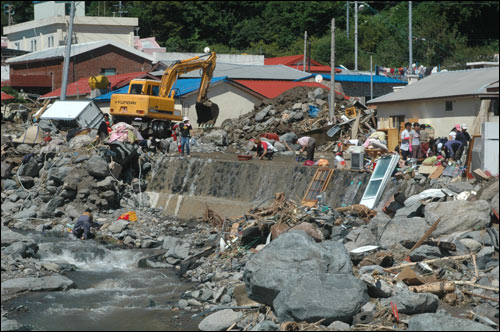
354;1;358;71
303;31;307;72
330;18;336;124
60;1;75;101
409;1;413;75
346;1;350;38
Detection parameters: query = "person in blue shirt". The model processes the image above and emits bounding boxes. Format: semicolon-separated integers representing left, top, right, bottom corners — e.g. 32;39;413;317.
72;212;101;240
443;139;463;161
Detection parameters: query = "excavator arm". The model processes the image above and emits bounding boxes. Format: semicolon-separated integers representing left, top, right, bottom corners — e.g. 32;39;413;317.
158;52;219;127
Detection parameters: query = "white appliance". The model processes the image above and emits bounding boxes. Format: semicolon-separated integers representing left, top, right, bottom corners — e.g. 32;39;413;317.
482;122;499;176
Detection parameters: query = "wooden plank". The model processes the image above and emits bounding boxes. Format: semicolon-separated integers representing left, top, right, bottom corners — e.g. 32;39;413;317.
302;168;334;206
351;111;361;139
418;165;438;175
429;165;444;179
466;135;481;177
408;218;442;254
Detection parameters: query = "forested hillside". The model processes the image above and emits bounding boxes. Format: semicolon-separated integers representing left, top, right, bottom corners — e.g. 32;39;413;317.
2;1;498;69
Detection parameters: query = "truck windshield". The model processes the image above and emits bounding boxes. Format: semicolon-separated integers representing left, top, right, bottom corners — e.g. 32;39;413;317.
129;84;144;95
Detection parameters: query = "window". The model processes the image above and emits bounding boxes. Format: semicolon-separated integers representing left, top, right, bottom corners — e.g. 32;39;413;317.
360;154;400;209
65;3;71;15
100;68;116;76
48;36;54;48
129;84;144;95
445;101;453;111
151;86;159;96
14;42;20;50
491;99;499;116
30;40;37;52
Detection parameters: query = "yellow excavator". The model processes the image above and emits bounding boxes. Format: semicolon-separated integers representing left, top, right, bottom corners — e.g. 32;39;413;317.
109;51;219;138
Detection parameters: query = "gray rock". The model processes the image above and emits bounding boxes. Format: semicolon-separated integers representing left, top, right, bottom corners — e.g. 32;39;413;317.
96;176;114;191
476;247;496;270
2;179;18;190
198;309;243;331
1;161;13;179
200;289;214;301
1;227;31;246
359;274;393;298
178;299;188;309
3;241;38;258
251;320;279;331
358;265;386;275
86;156;108;179
491;193;498;213
48;166;72;185
108;220;129;233
327;321;351;331
408;313;496;331
378;217;429;249
201;129;228;146
255;108;270;122
361;301;377;313
409;245;442;262
292;112;304;121
13;205;38;219
459;238;482;252
19;158;41;178
477;179;499;202
381;290;438;315
2;201;18;213
446;181;475;193
273;273;368;324
220;294;232;304
244;231;352;306
425;200;490;237
164;237;190;260
1;275;76;294
18;176;34;189
38;196;65;218
274;142;286;152
345;228;376;248
279;132;298;144
313;87;325;99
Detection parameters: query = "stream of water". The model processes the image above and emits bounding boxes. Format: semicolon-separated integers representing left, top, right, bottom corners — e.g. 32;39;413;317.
4;233;202;331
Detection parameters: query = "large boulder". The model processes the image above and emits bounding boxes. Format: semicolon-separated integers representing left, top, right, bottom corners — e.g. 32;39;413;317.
477;178;499;202
243;230;352;306
255;106;271;122
408;312;496;331
1;275;75;294
163;236;191;260
424;200;490;237
273;273;368;324
2;241;38;258
85;156;109;179
198;309;243;331
108;220;129;233
1;227;31;247
378;217;429;249
381;290;439;315
13;205;38;220
37;196;65;218
200;129;228;146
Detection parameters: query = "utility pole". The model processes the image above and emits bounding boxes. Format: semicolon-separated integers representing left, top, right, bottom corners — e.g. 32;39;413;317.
346;1;349;38
370;55;373;100
303;31;307;72
354;1;358;71
329;18;336;125
409;1;413;75
60;1;75;101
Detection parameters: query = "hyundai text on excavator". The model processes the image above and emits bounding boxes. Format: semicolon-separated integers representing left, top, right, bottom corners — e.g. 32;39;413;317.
109;51;219;139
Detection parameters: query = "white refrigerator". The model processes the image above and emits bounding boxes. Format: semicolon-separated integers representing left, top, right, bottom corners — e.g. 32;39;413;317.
482;122;499;176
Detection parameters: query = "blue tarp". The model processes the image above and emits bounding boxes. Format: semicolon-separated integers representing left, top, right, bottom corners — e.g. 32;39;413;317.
94;76;228;102
299;74;407;84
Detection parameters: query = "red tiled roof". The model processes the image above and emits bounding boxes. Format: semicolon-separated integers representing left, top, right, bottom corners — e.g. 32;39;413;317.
1;91;15;100
234;80;349;100
40;71;150;99
264;55;341;73
10;74;52;88
265;55;322;66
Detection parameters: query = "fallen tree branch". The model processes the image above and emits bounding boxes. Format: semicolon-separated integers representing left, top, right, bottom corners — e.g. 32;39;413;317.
454;281;499;293
384;254;473;272
462;290;499;303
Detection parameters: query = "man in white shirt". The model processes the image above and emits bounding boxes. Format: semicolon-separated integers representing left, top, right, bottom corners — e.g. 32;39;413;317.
294;136;316;161
400;122;412;161
410;122;421;158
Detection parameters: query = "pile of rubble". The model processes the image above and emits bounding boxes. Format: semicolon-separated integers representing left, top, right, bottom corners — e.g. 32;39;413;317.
214;86;375;152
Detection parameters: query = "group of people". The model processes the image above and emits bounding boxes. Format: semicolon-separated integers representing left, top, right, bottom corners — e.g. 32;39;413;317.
252;134;317;161
400;121;471;164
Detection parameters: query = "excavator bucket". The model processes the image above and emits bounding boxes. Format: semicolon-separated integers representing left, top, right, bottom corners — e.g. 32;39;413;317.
195;101;219;127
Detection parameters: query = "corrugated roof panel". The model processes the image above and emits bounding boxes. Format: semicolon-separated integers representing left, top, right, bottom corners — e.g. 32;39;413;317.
368;68;499;104
234;80;349;100
312;74;407;84
152;63;311;81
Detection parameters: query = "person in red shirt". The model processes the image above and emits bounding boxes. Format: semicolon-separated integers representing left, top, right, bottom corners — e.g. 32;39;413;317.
171;123;182;153
254;138;276;160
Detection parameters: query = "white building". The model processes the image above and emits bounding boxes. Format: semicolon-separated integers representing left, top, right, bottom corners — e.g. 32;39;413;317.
368;68;499;137
4;1;138;52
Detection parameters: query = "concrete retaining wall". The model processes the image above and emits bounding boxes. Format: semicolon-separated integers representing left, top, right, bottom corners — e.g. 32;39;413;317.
146;157;371;220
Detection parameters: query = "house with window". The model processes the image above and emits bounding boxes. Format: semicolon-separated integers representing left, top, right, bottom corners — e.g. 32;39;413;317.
3;1;138;52
368;67;499;137
6;40;154;94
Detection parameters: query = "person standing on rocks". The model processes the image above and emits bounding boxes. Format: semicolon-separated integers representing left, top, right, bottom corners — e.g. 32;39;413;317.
400;122;412;162
294;136;316;161
180;117;193;157
410;122;421;159
72;212;101;240
97;114;112;141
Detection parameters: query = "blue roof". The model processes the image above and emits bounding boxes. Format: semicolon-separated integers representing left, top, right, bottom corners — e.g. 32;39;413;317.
300;74;407;84
94;76;228;102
